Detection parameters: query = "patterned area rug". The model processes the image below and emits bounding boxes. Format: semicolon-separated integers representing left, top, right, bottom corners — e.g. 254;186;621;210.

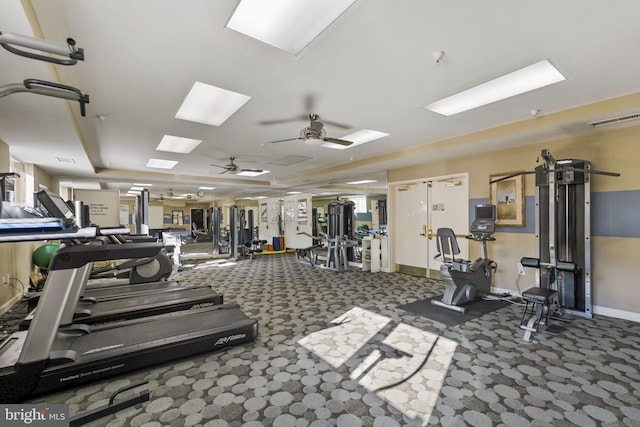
27;251;640;426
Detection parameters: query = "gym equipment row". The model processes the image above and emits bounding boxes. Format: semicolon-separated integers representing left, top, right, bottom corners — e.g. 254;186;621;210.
0;197;258;415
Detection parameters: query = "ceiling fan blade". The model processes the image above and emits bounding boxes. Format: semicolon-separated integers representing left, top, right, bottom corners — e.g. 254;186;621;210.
219;170;229;174
210;163;227;169
258;118;298;126
323;137;353;146
258;113;309;126
241;168;264;173
320;119;351;130
267;137;302;144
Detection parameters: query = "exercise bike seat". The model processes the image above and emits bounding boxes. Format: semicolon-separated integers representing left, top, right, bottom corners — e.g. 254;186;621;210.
435;228;466;263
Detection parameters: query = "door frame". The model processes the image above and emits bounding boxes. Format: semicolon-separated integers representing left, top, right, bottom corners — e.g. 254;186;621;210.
387;173;469;276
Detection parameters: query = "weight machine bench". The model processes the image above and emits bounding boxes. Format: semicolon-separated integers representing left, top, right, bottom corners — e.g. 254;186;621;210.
295;244;323;267
519;257;575;342
244;239;267;260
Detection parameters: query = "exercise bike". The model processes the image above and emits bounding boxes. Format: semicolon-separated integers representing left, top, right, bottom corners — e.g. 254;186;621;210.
431;205;498;313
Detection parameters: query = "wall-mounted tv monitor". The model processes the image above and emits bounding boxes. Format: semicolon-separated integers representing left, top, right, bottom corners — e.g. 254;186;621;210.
37;190;75;220
475;204;496;221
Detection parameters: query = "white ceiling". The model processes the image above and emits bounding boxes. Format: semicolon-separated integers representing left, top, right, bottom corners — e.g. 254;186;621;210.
1;0;640;201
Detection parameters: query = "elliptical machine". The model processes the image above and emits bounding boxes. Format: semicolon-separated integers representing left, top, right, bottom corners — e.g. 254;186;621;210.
431;204;497;313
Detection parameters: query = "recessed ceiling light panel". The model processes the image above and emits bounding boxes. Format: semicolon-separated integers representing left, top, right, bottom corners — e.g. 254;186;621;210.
322;129;390;150
156;135;203;154
175;81;251;126
226;0;357;55
346;179;377;185
146;158;178;169
237;170;270;177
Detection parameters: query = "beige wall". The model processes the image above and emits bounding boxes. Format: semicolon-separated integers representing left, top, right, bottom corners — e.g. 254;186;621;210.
388;124;640;316
0;142;48;312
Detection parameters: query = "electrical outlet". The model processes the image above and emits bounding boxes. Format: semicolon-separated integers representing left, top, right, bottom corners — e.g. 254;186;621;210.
2;274;10;286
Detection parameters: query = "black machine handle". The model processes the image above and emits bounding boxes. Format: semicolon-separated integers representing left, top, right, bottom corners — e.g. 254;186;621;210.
23;79;90;116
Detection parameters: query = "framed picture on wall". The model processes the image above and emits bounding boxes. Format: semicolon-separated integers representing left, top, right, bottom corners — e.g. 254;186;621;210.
489;172;525;227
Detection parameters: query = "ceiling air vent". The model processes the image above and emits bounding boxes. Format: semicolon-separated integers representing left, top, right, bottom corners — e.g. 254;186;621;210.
588;113;640;128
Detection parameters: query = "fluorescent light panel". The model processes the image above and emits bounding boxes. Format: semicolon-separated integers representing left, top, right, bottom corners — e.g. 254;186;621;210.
346;180;377;185
175;81;251;126
226;0;356;55
322;129;389;150
237;170;270;177
146;158;178;169
425;60;566;116
72;182;101;190
134;183;153;186
156;135;202;154
199;186;216;190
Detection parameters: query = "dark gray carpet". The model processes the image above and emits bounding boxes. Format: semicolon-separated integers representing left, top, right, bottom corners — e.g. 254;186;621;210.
24;247;640;426
398;296;511;327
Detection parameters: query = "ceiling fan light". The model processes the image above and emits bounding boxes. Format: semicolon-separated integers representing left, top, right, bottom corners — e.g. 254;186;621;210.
304;138;325;146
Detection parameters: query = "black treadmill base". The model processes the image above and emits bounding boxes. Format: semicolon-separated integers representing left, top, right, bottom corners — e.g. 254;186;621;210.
30;314;258;400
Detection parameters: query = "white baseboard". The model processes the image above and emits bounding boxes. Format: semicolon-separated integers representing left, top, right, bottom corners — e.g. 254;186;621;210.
492;286;640;322
593;305;640;322
0;292;23;316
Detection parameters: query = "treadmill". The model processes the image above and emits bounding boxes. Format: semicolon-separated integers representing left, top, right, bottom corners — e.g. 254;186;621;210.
0;221;258;403
21;191;224;326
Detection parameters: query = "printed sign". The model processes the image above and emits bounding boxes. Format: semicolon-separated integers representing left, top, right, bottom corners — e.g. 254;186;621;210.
1;404;69;426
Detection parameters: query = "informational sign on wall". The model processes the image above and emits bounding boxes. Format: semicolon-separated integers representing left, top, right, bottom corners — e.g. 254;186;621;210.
73;189;121;227
120;205;130;225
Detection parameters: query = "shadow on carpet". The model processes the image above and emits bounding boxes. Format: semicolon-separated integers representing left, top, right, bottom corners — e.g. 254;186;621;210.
399;296;510;327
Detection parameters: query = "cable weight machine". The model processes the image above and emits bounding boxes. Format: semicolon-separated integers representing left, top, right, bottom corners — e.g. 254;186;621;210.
492;150;620;339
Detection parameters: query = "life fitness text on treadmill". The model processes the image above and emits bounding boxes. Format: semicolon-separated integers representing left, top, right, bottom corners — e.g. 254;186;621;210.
215;333;247;346
2;404;68;426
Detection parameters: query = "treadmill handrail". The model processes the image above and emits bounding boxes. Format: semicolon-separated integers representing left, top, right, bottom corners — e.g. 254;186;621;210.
0;225;97;242
49;242;163;270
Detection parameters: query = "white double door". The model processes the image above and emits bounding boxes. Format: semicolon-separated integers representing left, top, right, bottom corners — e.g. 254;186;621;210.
392;174;469;276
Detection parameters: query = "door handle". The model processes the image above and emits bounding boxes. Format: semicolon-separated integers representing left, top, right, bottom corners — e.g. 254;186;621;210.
420;225;433;239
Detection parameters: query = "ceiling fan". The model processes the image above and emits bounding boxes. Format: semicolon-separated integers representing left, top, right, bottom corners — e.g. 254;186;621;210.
266;114;353;147
210;156;264;174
